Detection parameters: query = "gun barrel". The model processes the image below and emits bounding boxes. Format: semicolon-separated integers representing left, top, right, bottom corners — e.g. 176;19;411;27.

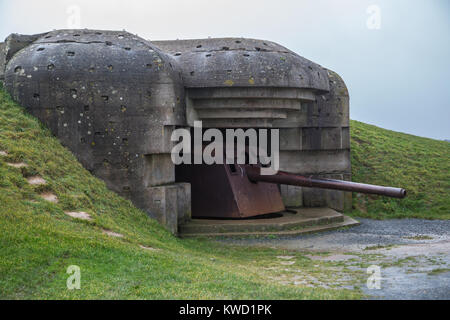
245;166;406;199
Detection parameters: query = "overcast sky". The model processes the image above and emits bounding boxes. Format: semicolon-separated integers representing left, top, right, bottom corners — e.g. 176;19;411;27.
1;0;448;140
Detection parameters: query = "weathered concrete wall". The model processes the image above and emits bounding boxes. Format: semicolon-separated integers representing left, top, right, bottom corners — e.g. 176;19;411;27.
0;42;5;83
1;33;45;84
275;70;352;211
3;30;191;234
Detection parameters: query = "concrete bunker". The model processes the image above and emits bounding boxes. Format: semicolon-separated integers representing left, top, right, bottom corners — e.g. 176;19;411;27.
0;29;405;236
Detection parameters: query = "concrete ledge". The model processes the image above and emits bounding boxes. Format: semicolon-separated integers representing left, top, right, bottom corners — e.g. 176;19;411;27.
179;208;359;238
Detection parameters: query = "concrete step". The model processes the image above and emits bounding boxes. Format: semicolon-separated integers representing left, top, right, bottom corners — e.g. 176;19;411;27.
179;215;359;238
179;207;348;235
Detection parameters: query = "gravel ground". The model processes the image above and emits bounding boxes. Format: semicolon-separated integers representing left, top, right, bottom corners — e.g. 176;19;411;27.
222;218;450;300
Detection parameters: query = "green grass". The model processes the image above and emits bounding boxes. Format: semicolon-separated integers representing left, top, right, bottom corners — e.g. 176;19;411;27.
404;235;434;241
350;120;449;219
0;86;361;299
363;244;396;251
427;268;450;276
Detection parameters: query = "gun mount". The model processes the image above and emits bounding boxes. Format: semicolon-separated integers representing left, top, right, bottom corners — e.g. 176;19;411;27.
176;163;406;219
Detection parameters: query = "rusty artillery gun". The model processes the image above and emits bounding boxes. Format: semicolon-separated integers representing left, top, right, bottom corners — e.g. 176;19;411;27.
176;162;406;219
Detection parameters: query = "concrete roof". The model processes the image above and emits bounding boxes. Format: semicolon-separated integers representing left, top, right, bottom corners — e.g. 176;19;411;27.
153;38;330;92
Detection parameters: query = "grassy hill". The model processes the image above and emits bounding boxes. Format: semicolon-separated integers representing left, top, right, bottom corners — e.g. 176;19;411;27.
0;85;448;299
350;120;449;219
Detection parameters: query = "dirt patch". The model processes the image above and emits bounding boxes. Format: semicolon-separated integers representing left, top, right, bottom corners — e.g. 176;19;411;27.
65;211;92;221
139;245;159;251
7;162;28;168
0;151;8;156
306;254;360;261
40;192;58;203
376;240;450;257
27;176;46;185
102;229;124;238
269;273;332;289
276;255;294;260
279;261;295;265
